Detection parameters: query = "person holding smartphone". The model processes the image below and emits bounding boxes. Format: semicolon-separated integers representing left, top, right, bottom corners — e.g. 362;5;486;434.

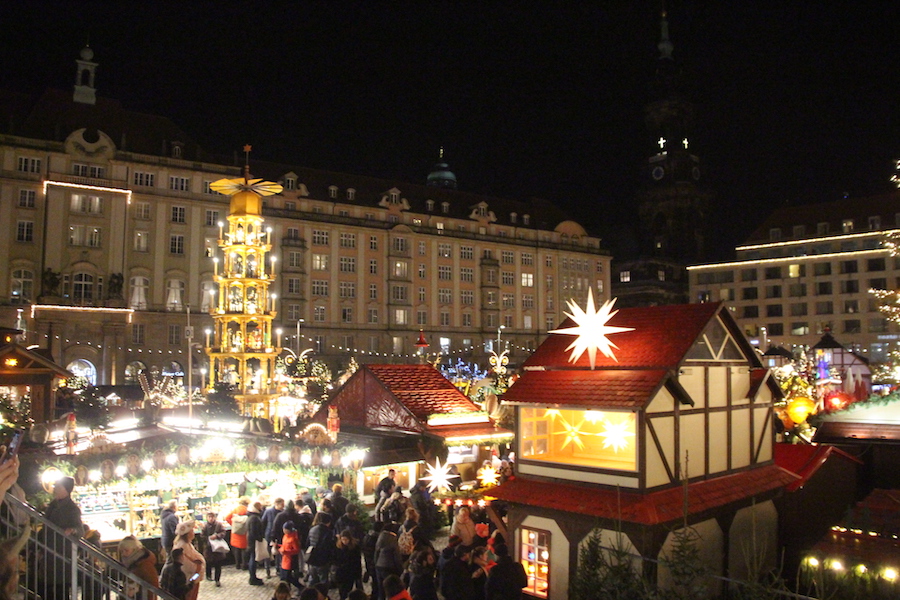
0;434;22;505
160;548;194;600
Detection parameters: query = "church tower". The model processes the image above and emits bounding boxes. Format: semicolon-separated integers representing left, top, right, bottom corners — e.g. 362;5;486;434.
73;45;97;105
637;10;711;264
613;9;713;307
206;148;283;416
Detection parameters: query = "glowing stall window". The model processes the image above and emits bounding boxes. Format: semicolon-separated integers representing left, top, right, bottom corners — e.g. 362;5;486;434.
66;359;97;385
519;408;636;470
521;527;550;598
446;444;477;464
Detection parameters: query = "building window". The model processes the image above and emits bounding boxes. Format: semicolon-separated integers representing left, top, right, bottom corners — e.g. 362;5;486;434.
16;221;34;242
129;276;149;309
311;280;329;296
134;172;155;187
840;260;858;274
769;227;782;241
461;290;474;305
813;262;832;276
842;219;854;233
131;230;148;252
312;254;329;271
204;210;220;226
461;267;474;282
286;227;300;239
764;267;782;279
520;407;636;471
441;202;449;214
438;243;451;258
341;307;353;323
742;306;759;318
17;157;41;173
438;266;452;280
134;202;151;220
314;306;326;322
840;280;859;294
314;335;326;353
287;304;301;321
522;252;534;266
369;283;378;300
460;246;474;260
521;273;534;287
340;232;357;248
167;324;181;345
339;282;356;298
370;235;378;250
502;251;515;265
766;304;783;317
439;288;453;304
132;324;145;345
71;194;102;214
418;264;426;279
867;257;886;272
462;313;472;327
313;230;329;245
417;310;427;326
394;308;409;325
166;280;185;311
288;278;302;294
72;272;94;304
419;287;427;302
393;237;408;253
523;294;535;309
440;311;451;326
340;257;356;273
816;281;832;295
843;319;861;334
502;272;515;286
503;293;516;308
742;287;758;300
288;251;303;268
619;271;631;283
18;190;35;208
169;176;190;191
169;234;185;255
169;206;186;223
10;269;33;304
394;261;410;278
418;241;427;256
519;527;550;598
391;285;408;302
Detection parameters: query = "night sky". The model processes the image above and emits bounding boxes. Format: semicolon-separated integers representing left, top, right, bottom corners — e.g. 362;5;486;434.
1;2;898;260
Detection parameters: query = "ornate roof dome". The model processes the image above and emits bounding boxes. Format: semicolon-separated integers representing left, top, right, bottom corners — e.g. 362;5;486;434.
427;160;457;189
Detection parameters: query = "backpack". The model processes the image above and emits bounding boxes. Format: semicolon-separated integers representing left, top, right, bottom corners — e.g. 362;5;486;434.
398;526;416;556
231;513;249;535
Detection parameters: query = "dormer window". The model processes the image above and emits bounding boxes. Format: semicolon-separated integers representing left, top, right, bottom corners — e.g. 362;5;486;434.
328;186;338;199
390;191;399;203
284;177;296;190
769;228;781;241
171;142;183;159
441;202;450;214
510;212;518;224
868;215;881;230
523;214;530;225
426;199;434;211
842;219;854;233
347;188;356;201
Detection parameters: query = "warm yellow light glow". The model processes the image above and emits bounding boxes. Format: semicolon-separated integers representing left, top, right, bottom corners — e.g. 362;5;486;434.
735;229;899;251
807;557;819;567
884;568;898;581
584;410;605;423
549;290;633;367
44;180;132;201
829;560;843;571
558;418;586;451
599;419;635;452
544;409;560;419
688;248;889;271
477;465;500;487
422;457;455;493
4;358;18;367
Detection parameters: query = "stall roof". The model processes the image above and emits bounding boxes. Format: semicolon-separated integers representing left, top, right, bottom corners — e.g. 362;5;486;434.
774;443;862;492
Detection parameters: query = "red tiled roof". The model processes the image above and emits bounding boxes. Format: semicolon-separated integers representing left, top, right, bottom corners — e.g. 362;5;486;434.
488;465;798;525
502;369;668;408
810;489;900;565
365;365;480;419
524;302;722;370
426;422;514;440
774;443;862;492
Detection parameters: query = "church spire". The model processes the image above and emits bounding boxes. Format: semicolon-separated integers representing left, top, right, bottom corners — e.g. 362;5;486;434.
658;9;674;60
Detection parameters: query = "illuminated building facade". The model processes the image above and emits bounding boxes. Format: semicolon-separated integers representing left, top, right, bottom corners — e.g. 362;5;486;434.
0;48;610;396
688;192;900;362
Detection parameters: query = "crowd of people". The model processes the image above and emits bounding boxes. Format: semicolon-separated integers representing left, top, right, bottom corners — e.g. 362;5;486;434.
0;450;526;600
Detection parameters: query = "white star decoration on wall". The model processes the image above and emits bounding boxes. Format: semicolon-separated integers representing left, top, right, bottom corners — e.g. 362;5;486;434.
549;290;633;368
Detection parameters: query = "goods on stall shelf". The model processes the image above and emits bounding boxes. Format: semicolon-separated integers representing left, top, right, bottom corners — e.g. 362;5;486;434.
72;468;319;542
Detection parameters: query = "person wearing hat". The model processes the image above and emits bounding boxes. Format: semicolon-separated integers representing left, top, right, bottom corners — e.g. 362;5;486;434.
201;511;227;586
225;496;251;569
172;520;204;600
160;548;193;600
485;542;527;600
43;476;83;600
277;521;303;594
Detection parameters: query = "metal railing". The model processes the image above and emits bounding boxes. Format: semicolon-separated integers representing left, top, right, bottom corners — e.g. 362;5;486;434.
0;493;178;600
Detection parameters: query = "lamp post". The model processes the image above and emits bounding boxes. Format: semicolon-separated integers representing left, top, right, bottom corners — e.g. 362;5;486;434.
497;325;506;353
296;318;304;354
185;305;193;429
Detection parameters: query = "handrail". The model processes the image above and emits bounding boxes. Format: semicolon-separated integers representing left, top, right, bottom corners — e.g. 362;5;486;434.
1;492;180;600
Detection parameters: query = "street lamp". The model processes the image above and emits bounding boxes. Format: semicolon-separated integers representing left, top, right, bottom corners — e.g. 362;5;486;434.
296;318;305;354
497;325;506;352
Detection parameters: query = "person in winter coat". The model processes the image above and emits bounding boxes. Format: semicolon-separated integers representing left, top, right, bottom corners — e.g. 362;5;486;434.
406;548;438;600
225;497;250;569
362;521;383;588
438;544;474;600
276;522;303;594
408;482;434;540
201;512;227;586
335;503;365;544
160;499;179;556
329;483;350;520
373;470;396;522
262;497;284;578
468;546;495;591
484;542;528;600
449;506;476;547
382;574;412;600
43;476;83;600
246;501;265;585
172;521;204;600
160;548;193;600
118;536;159;600
305;512;335;587
379;492;405;525
332;529;363;600
373;522;403;600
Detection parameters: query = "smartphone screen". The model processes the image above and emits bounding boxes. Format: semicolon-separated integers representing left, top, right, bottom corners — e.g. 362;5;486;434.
0;430;23;465
189;573;200;582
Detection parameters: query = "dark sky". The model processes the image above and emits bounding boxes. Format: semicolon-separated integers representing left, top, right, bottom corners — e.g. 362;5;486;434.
1;2;898;260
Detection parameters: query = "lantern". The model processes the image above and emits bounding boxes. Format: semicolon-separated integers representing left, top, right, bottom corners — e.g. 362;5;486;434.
786;396;816;424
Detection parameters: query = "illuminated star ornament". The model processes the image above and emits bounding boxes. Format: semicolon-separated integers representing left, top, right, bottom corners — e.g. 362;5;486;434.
477;465;500;488
549;289;633;368
422;457;457;493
